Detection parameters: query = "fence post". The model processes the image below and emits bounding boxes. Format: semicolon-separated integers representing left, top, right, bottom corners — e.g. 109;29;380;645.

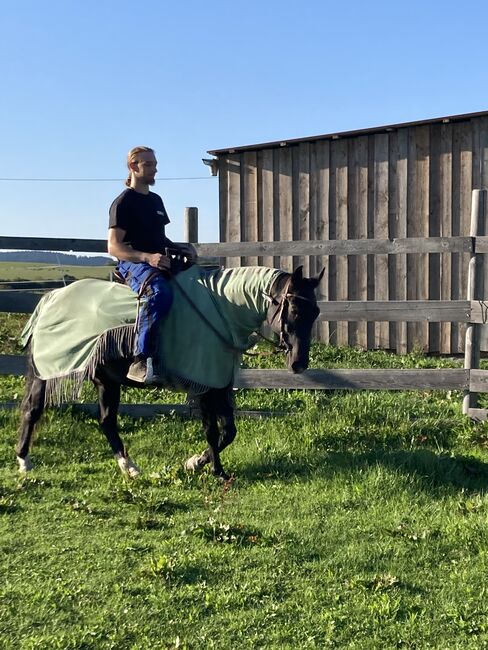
463;189;487;415
184;207;198;244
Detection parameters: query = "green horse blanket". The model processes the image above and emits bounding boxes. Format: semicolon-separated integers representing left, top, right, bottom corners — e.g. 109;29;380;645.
21;265;281;403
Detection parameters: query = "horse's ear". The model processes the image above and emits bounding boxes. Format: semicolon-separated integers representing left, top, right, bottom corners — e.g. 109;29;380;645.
309;267;325;289
291;266;304;284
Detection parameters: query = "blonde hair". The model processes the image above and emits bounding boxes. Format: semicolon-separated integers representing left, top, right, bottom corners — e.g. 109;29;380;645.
125;146;155;187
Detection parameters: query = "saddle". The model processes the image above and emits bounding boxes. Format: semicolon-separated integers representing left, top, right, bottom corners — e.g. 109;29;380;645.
112;247;194;287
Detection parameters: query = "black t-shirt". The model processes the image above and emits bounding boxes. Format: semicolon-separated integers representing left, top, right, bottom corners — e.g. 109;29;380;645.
108;188;171;254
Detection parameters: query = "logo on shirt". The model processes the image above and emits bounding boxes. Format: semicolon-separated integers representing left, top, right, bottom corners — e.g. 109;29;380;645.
157;211;166;216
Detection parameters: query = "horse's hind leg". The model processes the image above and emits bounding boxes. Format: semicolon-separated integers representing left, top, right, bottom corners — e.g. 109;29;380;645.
16;372;46;473
92;369;140;477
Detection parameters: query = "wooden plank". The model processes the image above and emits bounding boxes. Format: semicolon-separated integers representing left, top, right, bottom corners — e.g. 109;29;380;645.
439;123;453;353
242;151;258;266
475;236;488;252
467;407;488;421
347;137;368;348
218;155;229;266
278;147;293;272
0;401;288;419
328;140;348;345
469;369;488;393
451;122;473;352
0;292;43;313
315;141;330;342
428;125;441;353
0;236;107;253
407;126;430;351
196;237;471;257
374;133;390;348
388;131;399;351
297;143;311;275
315;300;479;322
235;368;468;390
258;149;274;268
226;154;241;267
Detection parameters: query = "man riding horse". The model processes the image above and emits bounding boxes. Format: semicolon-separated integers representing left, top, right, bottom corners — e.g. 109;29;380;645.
108;146;197;383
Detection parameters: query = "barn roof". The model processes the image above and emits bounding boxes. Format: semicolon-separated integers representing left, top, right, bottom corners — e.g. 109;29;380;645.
207;109;488;155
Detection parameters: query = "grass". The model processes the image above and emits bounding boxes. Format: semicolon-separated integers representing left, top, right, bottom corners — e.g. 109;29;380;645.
4;301;488;646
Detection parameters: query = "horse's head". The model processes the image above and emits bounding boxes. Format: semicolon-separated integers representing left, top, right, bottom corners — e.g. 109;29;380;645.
267;266;324;373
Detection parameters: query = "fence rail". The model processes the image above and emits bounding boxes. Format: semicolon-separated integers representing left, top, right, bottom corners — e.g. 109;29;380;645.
2;193;488;420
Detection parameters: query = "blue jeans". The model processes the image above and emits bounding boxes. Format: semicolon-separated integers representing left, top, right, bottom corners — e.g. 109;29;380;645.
117;261;173;358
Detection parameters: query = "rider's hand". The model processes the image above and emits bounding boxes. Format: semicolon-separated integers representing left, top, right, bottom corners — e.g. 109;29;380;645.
145;252;172;271
178;243;198;264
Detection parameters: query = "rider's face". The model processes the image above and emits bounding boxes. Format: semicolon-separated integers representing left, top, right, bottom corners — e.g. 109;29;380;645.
132;151;158;185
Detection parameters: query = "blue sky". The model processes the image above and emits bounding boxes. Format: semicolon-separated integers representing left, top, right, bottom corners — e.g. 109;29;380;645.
1;0;488;246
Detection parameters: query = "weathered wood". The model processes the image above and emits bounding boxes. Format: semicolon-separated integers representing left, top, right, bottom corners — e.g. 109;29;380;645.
315;141;330;342
332;139;348;346
439;123;453;354
226;154;241;267
0;292;43;313
242;151;258;266
0;236;107;253
463;190;487;413
0;401;281;419
184;207;198;244
0;355;469;390
278;147;293;272
258;149;275;268
235;368;468;390
393;129;408;353
347;136;368;348
316;300;482;322
297;143;311;275
428;125;441;353
467;407;488;421
374;133;390;348
407;126;430;350
469;369;488;393
193;237;472;258
1;295;483;322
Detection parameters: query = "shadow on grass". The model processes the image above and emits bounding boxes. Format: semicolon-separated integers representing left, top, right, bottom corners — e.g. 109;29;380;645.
239;447;488;493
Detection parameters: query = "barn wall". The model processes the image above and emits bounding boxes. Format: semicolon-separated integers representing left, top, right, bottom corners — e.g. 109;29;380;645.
216;115;488;354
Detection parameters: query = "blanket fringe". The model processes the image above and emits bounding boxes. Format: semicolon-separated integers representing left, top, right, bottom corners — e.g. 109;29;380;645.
44;325;136;407
43;324;220;406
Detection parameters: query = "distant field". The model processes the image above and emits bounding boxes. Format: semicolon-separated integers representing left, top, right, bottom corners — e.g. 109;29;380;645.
0;261;115;282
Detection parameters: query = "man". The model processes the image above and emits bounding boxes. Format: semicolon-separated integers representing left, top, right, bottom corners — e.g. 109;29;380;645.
108;146;196;383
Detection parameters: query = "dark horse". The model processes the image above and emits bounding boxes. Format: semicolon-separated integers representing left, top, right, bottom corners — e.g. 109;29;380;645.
17;265;323;480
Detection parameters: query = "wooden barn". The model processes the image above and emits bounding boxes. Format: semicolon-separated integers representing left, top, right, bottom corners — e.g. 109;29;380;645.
207;110;488;355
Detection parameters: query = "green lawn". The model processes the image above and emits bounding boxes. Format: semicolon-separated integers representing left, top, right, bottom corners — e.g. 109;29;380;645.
2;321;488;647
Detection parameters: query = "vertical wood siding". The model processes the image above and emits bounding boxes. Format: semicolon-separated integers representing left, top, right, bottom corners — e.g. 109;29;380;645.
218;116;488;353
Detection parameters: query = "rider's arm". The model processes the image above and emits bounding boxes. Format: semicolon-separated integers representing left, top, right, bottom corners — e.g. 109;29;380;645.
108;227;171;270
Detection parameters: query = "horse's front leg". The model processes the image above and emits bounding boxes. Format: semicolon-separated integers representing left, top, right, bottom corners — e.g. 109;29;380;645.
92;369;140;478
185;388;236;480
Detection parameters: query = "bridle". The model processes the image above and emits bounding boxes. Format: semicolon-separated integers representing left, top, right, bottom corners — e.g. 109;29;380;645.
263;275;319;354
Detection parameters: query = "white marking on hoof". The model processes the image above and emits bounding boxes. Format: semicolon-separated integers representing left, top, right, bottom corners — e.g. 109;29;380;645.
17;455;33;473
115;453;141;478
185;454;205;472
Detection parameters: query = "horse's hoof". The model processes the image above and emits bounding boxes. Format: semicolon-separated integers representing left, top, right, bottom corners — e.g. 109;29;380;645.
17;455;33;473
115;454;141;478
185;454;205;472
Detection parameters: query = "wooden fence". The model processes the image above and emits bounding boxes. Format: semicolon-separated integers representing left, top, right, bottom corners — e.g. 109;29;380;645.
211;111;488;355
2;193;488;420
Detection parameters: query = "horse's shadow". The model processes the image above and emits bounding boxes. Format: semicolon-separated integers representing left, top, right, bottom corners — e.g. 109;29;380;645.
238;447;488;494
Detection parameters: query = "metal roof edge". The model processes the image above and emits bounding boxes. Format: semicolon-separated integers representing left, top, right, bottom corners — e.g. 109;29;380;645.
207;109;488;155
